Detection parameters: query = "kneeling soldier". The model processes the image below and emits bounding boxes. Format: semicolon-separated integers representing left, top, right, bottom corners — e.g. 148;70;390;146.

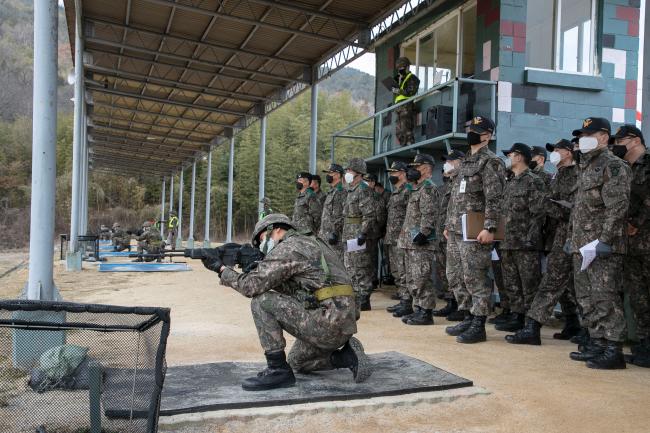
202;214;372;390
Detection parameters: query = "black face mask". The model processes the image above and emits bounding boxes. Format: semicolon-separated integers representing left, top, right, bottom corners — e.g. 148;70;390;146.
398;67;407;75
325;174;334;184
406;168;421;182
529;160;538;170
388;175;399;185
442;176;450;183
612;145;628;159
296;181;303;190
467;131;483;146
573;150;581;164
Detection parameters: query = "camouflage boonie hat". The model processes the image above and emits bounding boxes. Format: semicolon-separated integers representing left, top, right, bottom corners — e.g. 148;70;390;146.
396;56;411;68
259;197;271;205
251;213;295;247
345;158;367;175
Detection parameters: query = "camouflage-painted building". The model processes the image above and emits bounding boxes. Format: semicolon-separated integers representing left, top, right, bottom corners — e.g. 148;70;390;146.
349;0;642;178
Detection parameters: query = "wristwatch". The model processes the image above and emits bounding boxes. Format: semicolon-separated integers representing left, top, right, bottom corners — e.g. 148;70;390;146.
487;227;497;234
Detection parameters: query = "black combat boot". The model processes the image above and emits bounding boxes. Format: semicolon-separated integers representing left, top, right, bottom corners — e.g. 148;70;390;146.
406;308;434;325
553;314;582;340
392;299;414;317
241;351;296;391
330;337;373;383
401;305;421;323
433;299;457;317
360;295;371;311
570;328;589;345
457;315;487;344
505;317;541;345
386;302;401;313
445;311;472;336
586;341;626;370
627;338;650;368
390;292;401;300
446;309;466;321
570;338;605;361
495;312;525;332
488;308;511;325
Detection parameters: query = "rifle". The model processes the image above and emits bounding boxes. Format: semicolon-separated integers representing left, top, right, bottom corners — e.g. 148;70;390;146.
128;243;264;270
126;228;144;236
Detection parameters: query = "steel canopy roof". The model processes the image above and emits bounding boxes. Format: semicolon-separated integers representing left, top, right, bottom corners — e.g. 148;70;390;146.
62;0;440;177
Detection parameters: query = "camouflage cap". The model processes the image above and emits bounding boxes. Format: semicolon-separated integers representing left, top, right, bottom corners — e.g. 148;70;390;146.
112;222;120;229
251;213;295;247
396;56;411;67
345;158;367;174
386;161;408;172
142;221;152;228
322;163;344;174
409;153;435;166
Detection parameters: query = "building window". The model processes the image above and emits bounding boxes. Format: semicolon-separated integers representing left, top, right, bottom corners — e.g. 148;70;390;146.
400;2;476;93
526;0;597;74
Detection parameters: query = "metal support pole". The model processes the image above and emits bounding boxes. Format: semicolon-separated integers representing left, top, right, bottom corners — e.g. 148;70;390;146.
642;0;649;138
258;115;267;215
203;150;212;247
160;177;166;238
169;174;174;214
67;0;84;270
309;83;318;173
27;0;59;299
187;160;196;249
226;136;235;243
80;101;89;236
331;136;336;163
176;168;184;249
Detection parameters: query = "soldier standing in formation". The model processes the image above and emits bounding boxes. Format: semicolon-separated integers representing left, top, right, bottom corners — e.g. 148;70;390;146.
318;164;347;258
384;162;413;317
398;154;439;326
292;172;323;234
311;175;326;208
392;57;420;146
496;143;546;333
202;214;371;390
507;139;579;345
444;116;505;343
567;117;630;369
362;173;387;292
530;146;553;187
342;158;376;311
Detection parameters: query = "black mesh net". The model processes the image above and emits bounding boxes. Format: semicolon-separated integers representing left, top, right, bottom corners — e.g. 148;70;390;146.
0;300;170;433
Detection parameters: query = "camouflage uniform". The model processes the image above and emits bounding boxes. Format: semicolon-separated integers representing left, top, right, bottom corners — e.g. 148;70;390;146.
318;182;347;257
499;169;546;315
569;147;631;342
527;163;579;324
398;177;439;309
343;181;376;303
111;228;131;251
435;174;455;301
292;187;323;234
385;183;411;300
314;189;326;210
394;72;420;146
624;152;650;340
220;230;357;372
367;187;387;287
533;164;553;188
445;146;506;316
137;228;163;255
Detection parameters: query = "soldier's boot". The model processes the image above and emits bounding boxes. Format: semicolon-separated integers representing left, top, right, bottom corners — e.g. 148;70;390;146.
446;309;466;322
241;351;296;391
406;308;434;326
586;341;626;370
401;305;421;323
553;314;582;340
495;313;525;332
386;302;402;313
331;337;373;383
445;311;472;336
392;299;414;317
488;308;511;325
627;339;650;368
433;299;457;317
456;315;487;344
390;292;401;300
570;328;589;345
132;257;143;263
505;317;542;345
359;295;371;311
570;338;606;362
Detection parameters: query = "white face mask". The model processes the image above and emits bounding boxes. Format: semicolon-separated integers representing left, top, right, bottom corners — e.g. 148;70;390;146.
443;162;454;173
549;151;562;166
260;237;275;255
344;172;355;184
579;136;599;153
504;157;513;170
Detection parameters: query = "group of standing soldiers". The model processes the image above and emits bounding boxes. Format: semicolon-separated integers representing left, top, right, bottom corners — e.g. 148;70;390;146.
291;114;650;371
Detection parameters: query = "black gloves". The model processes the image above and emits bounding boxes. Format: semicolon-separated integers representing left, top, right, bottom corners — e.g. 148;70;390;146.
595;241;612;257
328;232;338;245
201;249;224;275
357;233;366;246
563;240;572;255
412;232;429;246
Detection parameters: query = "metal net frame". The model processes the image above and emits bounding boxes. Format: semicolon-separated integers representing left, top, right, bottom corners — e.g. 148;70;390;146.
0;300;170;433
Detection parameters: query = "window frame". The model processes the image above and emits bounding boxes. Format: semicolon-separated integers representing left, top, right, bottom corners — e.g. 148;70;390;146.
526;0;599;76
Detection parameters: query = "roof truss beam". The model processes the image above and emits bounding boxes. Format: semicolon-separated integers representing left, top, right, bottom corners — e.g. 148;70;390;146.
245;0;366;26
91;114;216;138
90;123;211;147
91;135;204;154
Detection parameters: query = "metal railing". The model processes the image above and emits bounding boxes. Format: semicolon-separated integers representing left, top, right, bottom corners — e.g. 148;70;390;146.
330;77;497;162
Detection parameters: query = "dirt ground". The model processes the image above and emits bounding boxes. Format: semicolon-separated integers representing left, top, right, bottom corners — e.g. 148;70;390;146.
1;251;649;433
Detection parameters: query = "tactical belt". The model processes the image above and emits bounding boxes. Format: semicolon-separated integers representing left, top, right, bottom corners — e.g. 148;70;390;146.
346;217;362;224
313;285;354;301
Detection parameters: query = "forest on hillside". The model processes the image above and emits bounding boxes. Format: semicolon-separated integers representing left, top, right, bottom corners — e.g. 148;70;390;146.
0;0;376;248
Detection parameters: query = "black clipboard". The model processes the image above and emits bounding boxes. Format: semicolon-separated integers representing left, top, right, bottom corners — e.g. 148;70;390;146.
382;76;398;91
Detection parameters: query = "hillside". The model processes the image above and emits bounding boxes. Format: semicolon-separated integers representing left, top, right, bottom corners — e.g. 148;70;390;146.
320;67;375;114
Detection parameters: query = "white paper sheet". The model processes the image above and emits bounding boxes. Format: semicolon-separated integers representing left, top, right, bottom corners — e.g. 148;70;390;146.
579;239;599;271
491;249;499;261
461;214;476;242
346;238;366;252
